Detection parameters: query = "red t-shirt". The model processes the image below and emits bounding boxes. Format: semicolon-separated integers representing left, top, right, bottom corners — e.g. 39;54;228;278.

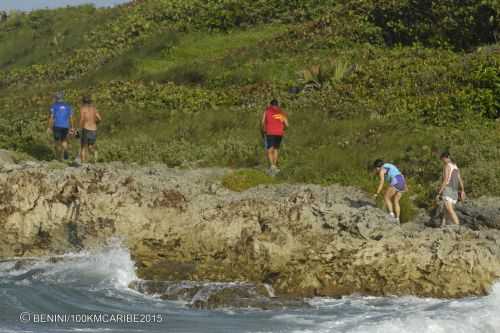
265;106;287;136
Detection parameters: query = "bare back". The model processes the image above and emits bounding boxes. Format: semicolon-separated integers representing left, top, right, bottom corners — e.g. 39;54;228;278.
80;105;100;131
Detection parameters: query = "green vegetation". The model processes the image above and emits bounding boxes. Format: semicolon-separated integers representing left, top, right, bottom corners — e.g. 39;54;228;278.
0;0;498;220
222;169;278;192
352;0;499;50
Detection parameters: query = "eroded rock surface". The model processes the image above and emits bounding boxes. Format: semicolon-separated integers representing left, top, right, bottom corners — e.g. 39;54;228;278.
1;157;499;299
428;198;500;230
129;280;306;310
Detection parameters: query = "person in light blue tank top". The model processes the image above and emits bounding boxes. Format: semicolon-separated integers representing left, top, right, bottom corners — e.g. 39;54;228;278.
383;163;400;182
373;159;407;223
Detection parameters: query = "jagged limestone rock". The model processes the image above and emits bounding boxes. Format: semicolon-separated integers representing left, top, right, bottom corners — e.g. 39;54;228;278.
0;159;499;299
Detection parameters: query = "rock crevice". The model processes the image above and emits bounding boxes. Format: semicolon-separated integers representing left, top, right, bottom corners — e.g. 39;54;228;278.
1;158;499;299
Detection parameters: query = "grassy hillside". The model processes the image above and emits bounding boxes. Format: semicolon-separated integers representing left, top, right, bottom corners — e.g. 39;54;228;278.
0;0;498;220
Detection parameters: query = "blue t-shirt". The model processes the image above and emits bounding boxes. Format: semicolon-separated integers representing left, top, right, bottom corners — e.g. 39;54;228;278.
50;102;72;129
383;163;401;183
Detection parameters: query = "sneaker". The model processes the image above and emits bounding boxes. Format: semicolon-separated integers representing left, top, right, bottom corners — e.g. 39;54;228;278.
71;156;81;167
387;214;398;223
267;165;277;176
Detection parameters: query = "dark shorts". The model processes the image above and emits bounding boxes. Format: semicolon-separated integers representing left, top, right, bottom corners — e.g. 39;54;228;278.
265;135;282;150
81;129;97;145
390;174;406;192
53;127;69;141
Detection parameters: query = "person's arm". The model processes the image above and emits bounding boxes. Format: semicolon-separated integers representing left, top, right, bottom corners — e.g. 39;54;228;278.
283;113;289;129
96;109;102;123
47;113;53;133
68;106;75;133
261;112;266;133
80;108;85;129
458;171;465;200
374;168;385;197
437;165;450;198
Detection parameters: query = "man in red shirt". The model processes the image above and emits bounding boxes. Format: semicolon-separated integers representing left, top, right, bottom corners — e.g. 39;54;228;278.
261;99;289;175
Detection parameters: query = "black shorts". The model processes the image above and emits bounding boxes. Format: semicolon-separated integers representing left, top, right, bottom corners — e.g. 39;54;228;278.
53;127;69;141
80;129;97;145
265;135;282;149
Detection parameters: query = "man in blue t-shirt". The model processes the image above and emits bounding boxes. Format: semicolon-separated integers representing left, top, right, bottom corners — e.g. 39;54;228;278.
47;92;74;160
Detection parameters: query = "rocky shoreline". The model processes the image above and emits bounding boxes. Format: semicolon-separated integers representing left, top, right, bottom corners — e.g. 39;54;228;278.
1;151;499;303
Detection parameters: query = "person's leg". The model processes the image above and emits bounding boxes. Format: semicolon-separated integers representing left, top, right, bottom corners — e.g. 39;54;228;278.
393;191;402;221
80;130;86;162
79;133;84;162
384;187;397;216
267;148;274;168
444;201;460;225
441;205;449;227
273;148;279;168
88;144;96;163
61;139;69;160
54;142;61;160
88;132;97;163
275;136;282;168
53;128;61;160
81;144;88;162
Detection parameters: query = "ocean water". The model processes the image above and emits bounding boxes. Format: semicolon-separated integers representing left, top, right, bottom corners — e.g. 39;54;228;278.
0;244;499;333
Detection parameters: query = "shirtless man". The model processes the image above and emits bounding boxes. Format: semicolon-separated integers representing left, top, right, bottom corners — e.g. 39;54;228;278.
79;96;102;163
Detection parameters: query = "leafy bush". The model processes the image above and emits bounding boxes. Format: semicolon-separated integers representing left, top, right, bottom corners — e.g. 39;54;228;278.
354;0;500;50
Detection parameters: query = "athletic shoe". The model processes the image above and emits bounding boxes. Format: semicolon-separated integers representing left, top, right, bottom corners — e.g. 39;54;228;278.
387;214;398;223
269;166;280;176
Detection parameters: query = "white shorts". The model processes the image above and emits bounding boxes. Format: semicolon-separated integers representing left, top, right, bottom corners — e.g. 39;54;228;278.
443;196;457;205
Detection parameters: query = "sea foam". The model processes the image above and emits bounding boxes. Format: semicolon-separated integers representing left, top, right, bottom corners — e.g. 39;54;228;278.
0;240;137;290
285;283;500;333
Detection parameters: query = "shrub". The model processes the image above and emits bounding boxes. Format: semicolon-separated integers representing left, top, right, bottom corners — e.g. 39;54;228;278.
361;0;499;50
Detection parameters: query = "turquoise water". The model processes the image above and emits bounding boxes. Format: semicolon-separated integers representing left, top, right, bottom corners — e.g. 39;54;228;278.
0;1;129;12
1;245;499;333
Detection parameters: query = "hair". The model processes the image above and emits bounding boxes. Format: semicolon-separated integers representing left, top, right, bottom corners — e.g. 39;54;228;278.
440;151;450;158
270;99;279;106
373;159;384;169
82;95;92;105
440;151;454;162
54;91;64;101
